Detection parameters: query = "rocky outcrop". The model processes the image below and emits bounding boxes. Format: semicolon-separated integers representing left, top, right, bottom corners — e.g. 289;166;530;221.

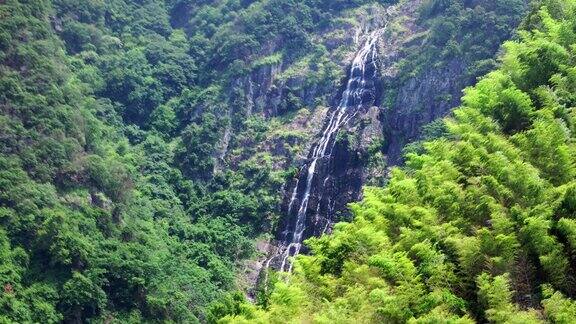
382;58;468;164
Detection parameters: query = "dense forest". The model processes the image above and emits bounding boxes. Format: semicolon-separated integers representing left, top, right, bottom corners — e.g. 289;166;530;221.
0;0;574;323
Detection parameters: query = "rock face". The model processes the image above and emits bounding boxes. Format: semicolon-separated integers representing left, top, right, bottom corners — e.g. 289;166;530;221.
383;58;468;164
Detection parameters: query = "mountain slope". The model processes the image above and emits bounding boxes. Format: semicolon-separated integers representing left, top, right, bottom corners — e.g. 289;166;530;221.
218;1;576;322
0;0;405;322
0;0;545;322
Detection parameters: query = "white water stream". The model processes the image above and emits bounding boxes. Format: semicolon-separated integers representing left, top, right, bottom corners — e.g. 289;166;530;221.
278;27;383;272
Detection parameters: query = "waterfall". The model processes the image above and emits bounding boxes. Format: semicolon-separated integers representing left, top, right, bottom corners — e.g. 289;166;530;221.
270;26;384;274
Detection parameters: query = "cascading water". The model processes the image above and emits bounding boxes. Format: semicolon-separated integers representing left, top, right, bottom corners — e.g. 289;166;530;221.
266;25;384;275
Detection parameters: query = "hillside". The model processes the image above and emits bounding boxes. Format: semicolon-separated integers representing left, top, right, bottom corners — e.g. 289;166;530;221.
0;0;567;323
218;0;576;322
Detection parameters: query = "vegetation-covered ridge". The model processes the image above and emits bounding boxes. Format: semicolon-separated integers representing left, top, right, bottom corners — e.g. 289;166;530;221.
217;1;576;322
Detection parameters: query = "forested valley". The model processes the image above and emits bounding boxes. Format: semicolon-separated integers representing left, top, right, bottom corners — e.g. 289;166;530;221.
0;0;575;323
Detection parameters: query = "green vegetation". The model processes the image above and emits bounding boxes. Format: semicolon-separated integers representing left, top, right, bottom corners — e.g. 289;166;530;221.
1;0;569;322
218;1;576;322
0;0;246;321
